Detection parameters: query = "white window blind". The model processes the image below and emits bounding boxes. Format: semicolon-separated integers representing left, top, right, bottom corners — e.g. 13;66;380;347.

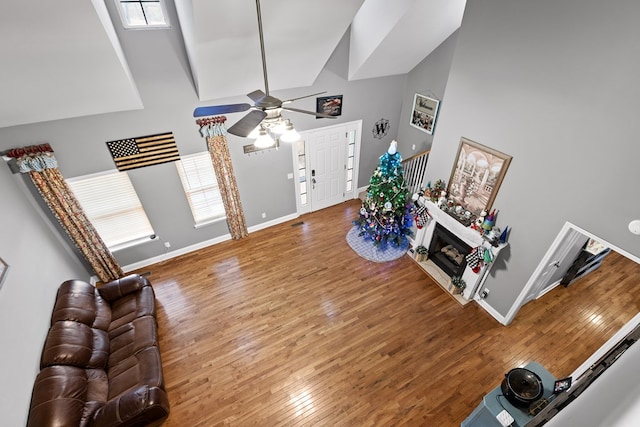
67;170;154;249
176;152;225;226
115;0;170;29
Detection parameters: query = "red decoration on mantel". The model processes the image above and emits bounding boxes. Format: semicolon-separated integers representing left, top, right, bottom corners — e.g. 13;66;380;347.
6;143;53;158
196;116;227;127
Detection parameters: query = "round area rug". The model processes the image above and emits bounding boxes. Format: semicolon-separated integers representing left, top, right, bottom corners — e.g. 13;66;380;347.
346;226;409;263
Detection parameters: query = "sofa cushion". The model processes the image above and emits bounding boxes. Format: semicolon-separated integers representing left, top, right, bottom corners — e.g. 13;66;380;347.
41;320;109;369
108;315;158;367
27;365;108;427
108;286;156;332
108;346;165;400
97;274;151;302
92;385;170;427
52;279;111;331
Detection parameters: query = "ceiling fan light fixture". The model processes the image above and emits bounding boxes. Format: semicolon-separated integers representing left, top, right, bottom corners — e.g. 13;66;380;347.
192;0;334;137
280;120;301;143
270;120;287;135
247;126;261;139
254;128;276;148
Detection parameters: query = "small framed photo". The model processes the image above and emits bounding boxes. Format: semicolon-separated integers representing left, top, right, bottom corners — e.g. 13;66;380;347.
316;95;343;118
0;257;8;291
410;93;440;134
554;377;572;393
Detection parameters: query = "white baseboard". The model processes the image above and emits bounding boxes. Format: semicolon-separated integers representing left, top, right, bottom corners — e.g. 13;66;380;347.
122;233;231;273
247;213;299;233
475;297;509;325
536;279;562;299
121;213;300;273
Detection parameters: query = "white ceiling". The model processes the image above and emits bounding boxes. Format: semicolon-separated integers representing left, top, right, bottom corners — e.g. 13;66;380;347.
0;0;466;129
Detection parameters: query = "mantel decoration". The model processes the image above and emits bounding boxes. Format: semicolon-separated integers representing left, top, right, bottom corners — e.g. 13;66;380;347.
410;93;440;135
449;276;467;295
447;137;512;217
415;245;428;262
413;178;508;246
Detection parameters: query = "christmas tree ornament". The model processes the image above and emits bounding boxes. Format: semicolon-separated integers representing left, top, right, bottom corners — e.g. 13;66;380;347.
388;140;397;155
353;140;412;249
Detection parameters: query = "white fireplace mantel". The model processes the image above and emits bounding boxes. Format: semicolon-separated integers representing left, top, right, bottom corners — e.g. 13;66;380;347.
421;198;484;248
411;197;508;302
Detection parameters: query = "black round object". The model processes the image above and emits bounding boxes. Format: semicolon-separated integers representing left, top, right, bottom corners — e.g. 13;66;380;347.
501;368;544;408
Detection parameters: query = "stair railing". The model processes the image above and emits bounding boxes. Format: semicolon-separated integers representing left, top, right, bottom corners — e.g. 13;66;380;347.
402;150;430;195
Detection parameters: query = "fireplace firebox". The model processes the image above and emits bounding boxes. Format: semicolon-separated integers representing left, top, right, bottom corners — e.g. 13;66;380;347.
428;223;472;278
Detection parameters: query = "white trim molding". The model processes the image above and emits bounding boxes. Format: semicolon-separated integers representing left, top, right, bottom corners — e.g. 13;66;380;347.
121;212;299;273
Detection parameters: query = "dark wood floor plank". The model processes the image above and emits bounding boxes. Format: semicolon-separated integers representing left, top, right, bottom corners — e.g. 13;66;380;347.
133;199;640;426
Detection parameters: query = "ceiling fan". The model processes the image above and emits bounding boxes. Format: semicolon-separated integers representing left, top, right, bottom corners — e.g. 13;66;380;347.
193;0;336;139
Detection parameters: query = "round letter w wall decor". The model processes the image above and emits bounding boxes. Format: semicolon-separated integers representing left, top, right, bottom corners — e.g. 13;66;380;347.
372;118;390;139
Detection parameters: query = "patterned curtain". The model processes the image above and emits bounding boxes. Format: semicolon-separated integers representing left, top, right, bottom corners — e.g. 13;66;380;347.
6;144;124;282
197;117;248;239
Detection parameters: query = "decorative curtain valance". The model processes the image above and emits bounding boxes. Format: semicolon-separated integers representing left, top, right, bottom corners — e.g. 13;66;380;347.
6;143;58;172
6;143;124;282
196;117;249;240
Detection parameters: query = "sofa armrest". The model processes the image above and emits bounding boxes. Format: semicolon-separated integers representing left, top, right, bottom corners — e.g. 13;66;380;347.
91;385;169;427
97;274;150;302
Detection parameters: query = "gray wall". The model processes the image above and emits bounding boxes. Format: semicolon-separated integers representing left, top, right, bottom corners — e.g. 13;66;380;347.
0;166;89;426
418;0;640;318
0;3;406;268
396;31;459;157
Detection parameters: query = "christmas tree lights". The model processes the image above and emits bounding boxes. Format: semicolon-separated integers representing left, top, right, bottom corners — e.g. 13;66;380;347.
353;140;413;249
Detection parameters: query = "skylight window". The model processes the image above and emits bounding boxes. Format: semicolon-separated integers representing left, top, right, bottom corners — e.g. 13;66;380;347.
115;0;169;29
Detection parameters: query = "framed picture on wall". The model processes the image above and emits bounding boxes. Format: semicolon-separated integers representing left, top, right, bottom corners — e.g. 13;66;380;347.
316;95;343;118
446;138;512;216
410;93;440;134
0;257;8;291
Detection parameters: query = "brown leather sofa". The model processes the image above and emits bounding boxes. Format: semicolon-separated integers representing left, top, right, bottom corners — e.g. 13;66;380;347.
27;274;170;426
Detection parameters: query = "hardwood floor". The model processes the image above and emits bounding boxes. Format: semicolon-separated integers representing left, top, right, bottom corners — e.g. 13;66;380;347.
133;199;640;426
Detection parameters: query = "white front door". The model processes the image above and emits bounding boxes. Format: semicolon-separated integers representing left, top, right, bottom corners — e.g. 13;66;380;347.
293;120;361;214
308;127;346;211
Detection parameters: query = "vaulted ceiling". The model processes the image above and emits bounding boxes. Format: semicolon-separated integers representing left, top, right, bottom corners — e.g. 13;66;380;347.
0;0;466;129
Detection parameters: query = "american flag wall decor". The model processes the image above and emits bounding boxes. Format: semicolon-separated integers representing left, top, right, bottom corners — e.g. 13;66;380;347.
106;132;180;171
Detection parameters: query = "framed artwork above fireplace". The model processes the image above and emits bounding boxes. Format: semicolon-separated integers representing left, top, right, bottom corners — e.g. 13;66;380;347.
447;138;512;216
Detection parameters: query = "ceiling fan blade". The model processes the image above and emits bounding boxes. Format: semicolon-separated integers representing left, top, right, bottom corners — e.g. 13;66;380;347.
281;91;327;104
193;103;251;117
283;106;337;119
227;110;268;137
247;90;266;103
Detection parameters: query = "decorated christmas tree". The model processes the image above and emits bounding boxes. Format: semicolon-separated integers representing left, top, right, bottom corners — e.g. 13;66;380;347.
354;140;413;249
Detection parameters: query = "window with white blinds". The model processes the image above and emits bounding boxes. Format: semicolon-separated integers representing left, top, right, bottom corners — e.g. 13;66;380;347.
67;170;154;249
175;151;225;226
